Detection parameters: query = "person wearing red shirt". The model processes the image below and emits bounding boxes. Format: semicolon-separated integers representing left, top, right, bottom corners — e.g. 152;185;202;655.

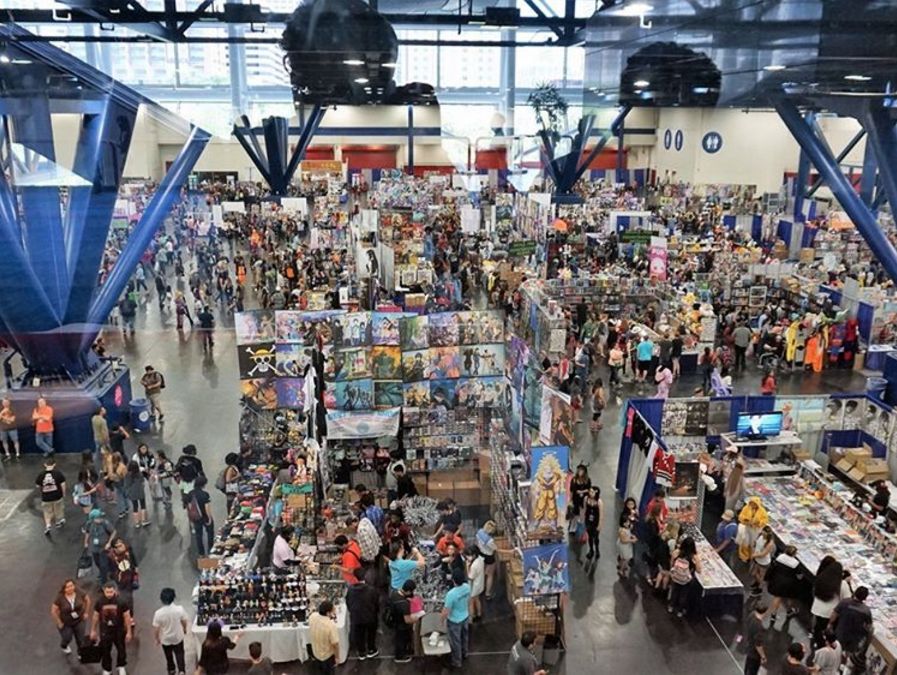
645;488;669;530
436;530;465;556
336;535;363;585
760;370;777;395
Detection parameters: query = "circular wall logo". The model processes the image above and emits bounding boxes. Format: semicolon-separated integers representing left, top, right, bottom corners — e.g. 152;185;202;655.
702;131;723;153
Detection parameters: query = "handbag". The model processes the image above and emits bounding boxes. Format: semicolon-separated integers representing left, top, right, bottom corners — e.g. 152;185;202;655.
79;644;103;664
130;570;140;591
76;549;93;579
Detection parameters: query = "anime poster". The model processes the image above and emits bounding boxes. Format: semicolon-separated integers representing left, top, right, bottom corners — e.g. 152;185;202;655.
429;346;463;379
523;365;542;429
797;398;825;432
328;379;374;411
875;406;893;445
374;381;404;409
457;312;479;345
276;378;306;409
504;384;523;449
776;398;800;433
706;400;731;436
461;344;505;377
475;377;505;408
372;312;402;345
670;461;699;499
648;245;668;281
275;343;312;377
403;381;431;408
528;445;570;533
235;310;275;345
240;378;278;410
477;310;505;343
522;543;570;596
332;313;371;348
822;398;845;431
275;311;304;343
429;379;458;410
428;312;460;347
402;350;429;382
370;346;402;380
238;343;277;380
539;386;575;448
507;336;530;392
400;315;429;350
325;347;370;381
841;397;862;430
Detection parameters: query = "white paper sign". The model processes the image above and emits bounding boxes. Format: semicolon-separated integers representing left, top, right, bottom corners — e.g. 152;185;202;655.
221;201;246;214
281;197;307;215
461;206;481;234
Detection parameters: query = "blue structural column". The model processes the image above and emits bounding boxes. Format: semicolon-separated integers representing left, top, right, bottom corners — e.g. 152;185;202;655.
860;104;897;220
775;97;897;284
262;116;290;195
283;107;326;188
805;128;865;199
574;106;630;186
407;104;414;174
793;113;812;221
615;115;626;183
859;139;878;208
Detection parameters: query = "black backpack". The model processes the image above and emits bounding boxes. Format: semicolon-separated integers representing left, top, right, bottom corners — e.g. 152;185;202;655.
382;599;398;629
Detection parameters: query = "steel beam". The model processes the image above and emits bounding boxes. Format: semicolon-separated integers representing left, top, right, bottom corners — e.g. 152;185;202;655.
262;116;290;195
859;139;877;208
239;115;269;176
860;104;897;224
283;106;326;191
793;113;812;222
774;96;897;284
805;128;865;198
407;104;414;174
233;119;272;187
573;105;630;185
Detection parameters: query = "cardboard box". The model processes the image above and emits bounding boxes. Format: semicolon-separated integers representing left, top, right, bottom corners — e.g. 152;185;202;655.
793;447;812;461
846;447;872;464
453;480;482;506
799;247;815;264
834;458;855;473
436;468;478;483
848;467;866;482
427;480;455;500
197;557;220;570
859;458;889;475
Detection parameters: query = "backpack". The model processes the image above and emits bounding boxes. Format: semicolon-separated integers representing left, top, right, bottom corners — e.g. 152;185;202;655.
214;468;227;494
382;601;398;629
186;495;203;523
671;557;693;585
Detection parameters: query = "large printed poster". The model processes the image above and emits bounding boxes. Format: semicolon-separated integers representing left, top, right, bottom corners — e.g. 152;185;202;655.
529;445;570;534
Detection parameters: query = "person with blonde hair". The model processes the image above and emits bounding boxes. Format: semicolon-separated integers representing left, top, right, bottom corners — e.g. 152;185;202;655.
737;496;769;563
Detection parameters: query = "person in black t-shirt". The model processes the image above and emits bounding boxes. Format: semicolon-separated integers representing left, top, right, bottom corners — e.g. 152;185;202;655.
197;306;215;351
90;581;132;674
871;481;891;516
35;456;66;535
190;475;215;556
390;580;415;664
394;465;418;500
175;444;204;507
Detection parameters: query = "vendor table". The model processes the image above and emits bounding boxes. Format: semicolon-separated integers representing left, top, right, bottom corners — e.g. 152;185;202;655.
720;431;803;460
190;603;350;665
685;525;744;618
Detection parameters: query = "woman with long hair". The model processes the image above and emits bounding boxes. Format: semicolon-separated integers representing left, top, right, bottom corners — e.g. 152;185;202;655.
750;526;775;594
583;486;604;563
466;546;485;622
668;536;702;618
50;579;90;655
123;460;149;528
568;464;591;536
196;620;241;674
810;556;851;649
106;452;129;520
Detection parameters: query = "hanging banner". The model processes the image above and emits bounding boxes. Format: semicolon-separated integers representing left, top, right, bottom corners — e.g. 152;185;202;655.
280;197;308;215
325;408;401;439
211;204;224;228
222;201;246;214
460;206;481;234
648;237;668;281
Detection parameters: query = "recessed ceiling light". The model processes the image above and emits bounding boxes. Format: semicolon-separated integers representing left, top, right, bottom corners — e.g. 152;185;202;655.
763;64;786;71
844;74;871;81
633;79;650;88
382;62;397;68
354;77;369;84
343;59;364;66
11;58;31;65
634;89;643;94
0;55;9;64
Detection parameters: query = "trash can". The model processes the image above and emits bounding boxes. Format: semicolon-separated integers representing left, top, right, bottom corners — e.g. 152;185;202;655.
129;398;152;432
866;376;887;402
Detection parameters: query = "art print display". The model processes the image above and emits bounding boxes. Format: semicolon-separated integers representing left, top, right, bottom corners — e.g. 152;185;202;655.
522;543;570;596
275;343;312;377
327;379;374;411
797;398;825;432
370;346;402;380
235;310;275;345
332;313;371;348
238;343;277;380
528;445;570;533
539;386;575;448
823;398;845;431
457;312;479;345
461;344;504;377
478;310;505;343
505;385;523;449
428;312;460;347
275;378;306;409
507;336;530;392
777;399;799;433
523;365;542;429
706;400;731;436
429;346;462;379
402;349;429;382
325;347;371;381
400;315;429;350
661;399;708;437
456;377;505;408
374;381;404;409
841;398;863;430
429;379;458;410
372;312;402;345
670;461;699;499
240;378;278;410
403;382;431;408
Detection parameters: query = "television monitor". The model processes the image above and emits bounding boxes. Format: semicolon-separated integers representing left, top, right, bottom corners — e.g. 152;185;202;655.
736;412;783;439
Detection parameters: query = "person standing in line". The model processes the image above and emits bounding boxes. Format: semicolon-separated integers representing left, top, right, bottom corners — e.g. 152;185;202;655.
345;568;380;661
390;579;417;664
308;600;341;674
441;568;471;670
0;397;21;459
32;397;55;455
36;455;67;536
123;461;150;529
583;486;604;561
90;581;133;675
50;579;91;655
742;603;768;675
152;587;189;675
197;305;216;352
91;407;110;472
196;621;240;675
189;474;215;557
140;365;165;422
507;631;547;675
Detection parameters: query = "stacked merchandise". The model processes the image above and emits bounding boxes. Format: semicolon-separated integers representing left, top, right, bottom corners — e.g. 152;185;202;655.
196;569;312;627
209;464;275;568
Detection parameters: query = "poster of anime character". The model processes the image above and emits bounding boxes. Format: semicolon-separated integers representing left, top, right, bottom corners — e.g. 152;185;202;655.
429;379;458;410
400;315;429;350
507;336;530;392
455;379;481;408
461;344;504;377
235;310;275;345
370;346;402;380
299;310;342;345
841;397;862;430
402;350;429;382
403;381;431;408
240;378;278;410
276;378;306;409
797;398;825;432
523;364;542;429
528;445;570;533
275;311;304;343
372;312;402;346
477;310;505;343
456;312;479;345
522;543;570;596
479;377;505;408
329;379;374;411
325;347;370;381
428;312;460;347
822;398;845;431
429;346;462;379
374;381;404;409
275;343;312;377
332;313;372;348
539;387;574;447
238;343;277;379
506;384;523;450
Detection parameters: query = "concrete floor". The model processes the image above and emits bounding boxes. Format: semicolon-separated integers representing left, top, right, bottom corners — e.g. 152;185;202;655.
0;239;872;674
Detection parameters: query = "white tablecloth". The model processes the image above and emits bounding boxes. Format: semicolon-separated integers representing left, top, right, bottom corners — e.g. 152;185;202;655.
191;603;349;664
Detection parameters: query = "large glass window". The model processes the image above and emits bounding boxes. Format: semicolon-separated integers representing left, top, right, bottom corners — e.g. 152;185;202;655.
394;30;438;86
175;29;231;86
515;35;566;87
437;32;501;88
245;44;291;88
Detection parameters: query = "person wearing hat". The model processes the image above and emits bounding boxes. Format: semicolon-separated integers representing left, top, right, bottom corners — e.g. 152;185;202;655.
83;509;117;583
715;509;739;568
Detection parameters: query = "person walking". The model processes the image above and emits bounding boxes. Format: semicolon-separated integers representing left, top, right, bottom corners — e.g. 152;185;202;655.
50;579;91;655
152;587;189;675
829;586;873;664
810;556;850;649
760;369;777;395
442;568;471;670
507;631;547;675
89;581;133;675
607;341;625;389
345;568;379;661
583;486;603;561
197;305;216;352
105;452;129;520
781;642;814;674
196;621;240;674
174;444;204;508
140;365;165;422
123;461;150;529
742;603;769;675
118;294;137;337
83;509;116;584
814;630;843;675
36;455;67;536
189;474;215;556
32;397;55;455
155;450;175;510
247;642;274;674
732;323;752;373
91;407;110;472
308;600;341;674
0;397;21;459
107;538;139;621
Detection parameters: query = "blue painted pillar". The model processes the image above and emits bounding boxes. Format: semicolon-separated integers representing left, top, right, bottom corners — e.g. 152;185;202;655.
794;138;811;222
775;98;897;284
616;116;626;183
263;116;290;195
407;104;414;175
861;104;897;219
859;140;877;208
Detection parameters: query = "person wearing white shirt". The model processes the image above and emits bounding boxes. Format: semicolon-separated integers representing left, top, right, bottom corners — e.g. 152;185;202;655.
272;526;298;571
152;588;189;675
466;547;486;622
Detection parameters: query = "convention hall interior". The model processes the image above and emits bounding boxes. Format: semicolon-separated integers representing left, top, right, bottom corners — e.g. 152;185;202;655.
1;1;897;674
